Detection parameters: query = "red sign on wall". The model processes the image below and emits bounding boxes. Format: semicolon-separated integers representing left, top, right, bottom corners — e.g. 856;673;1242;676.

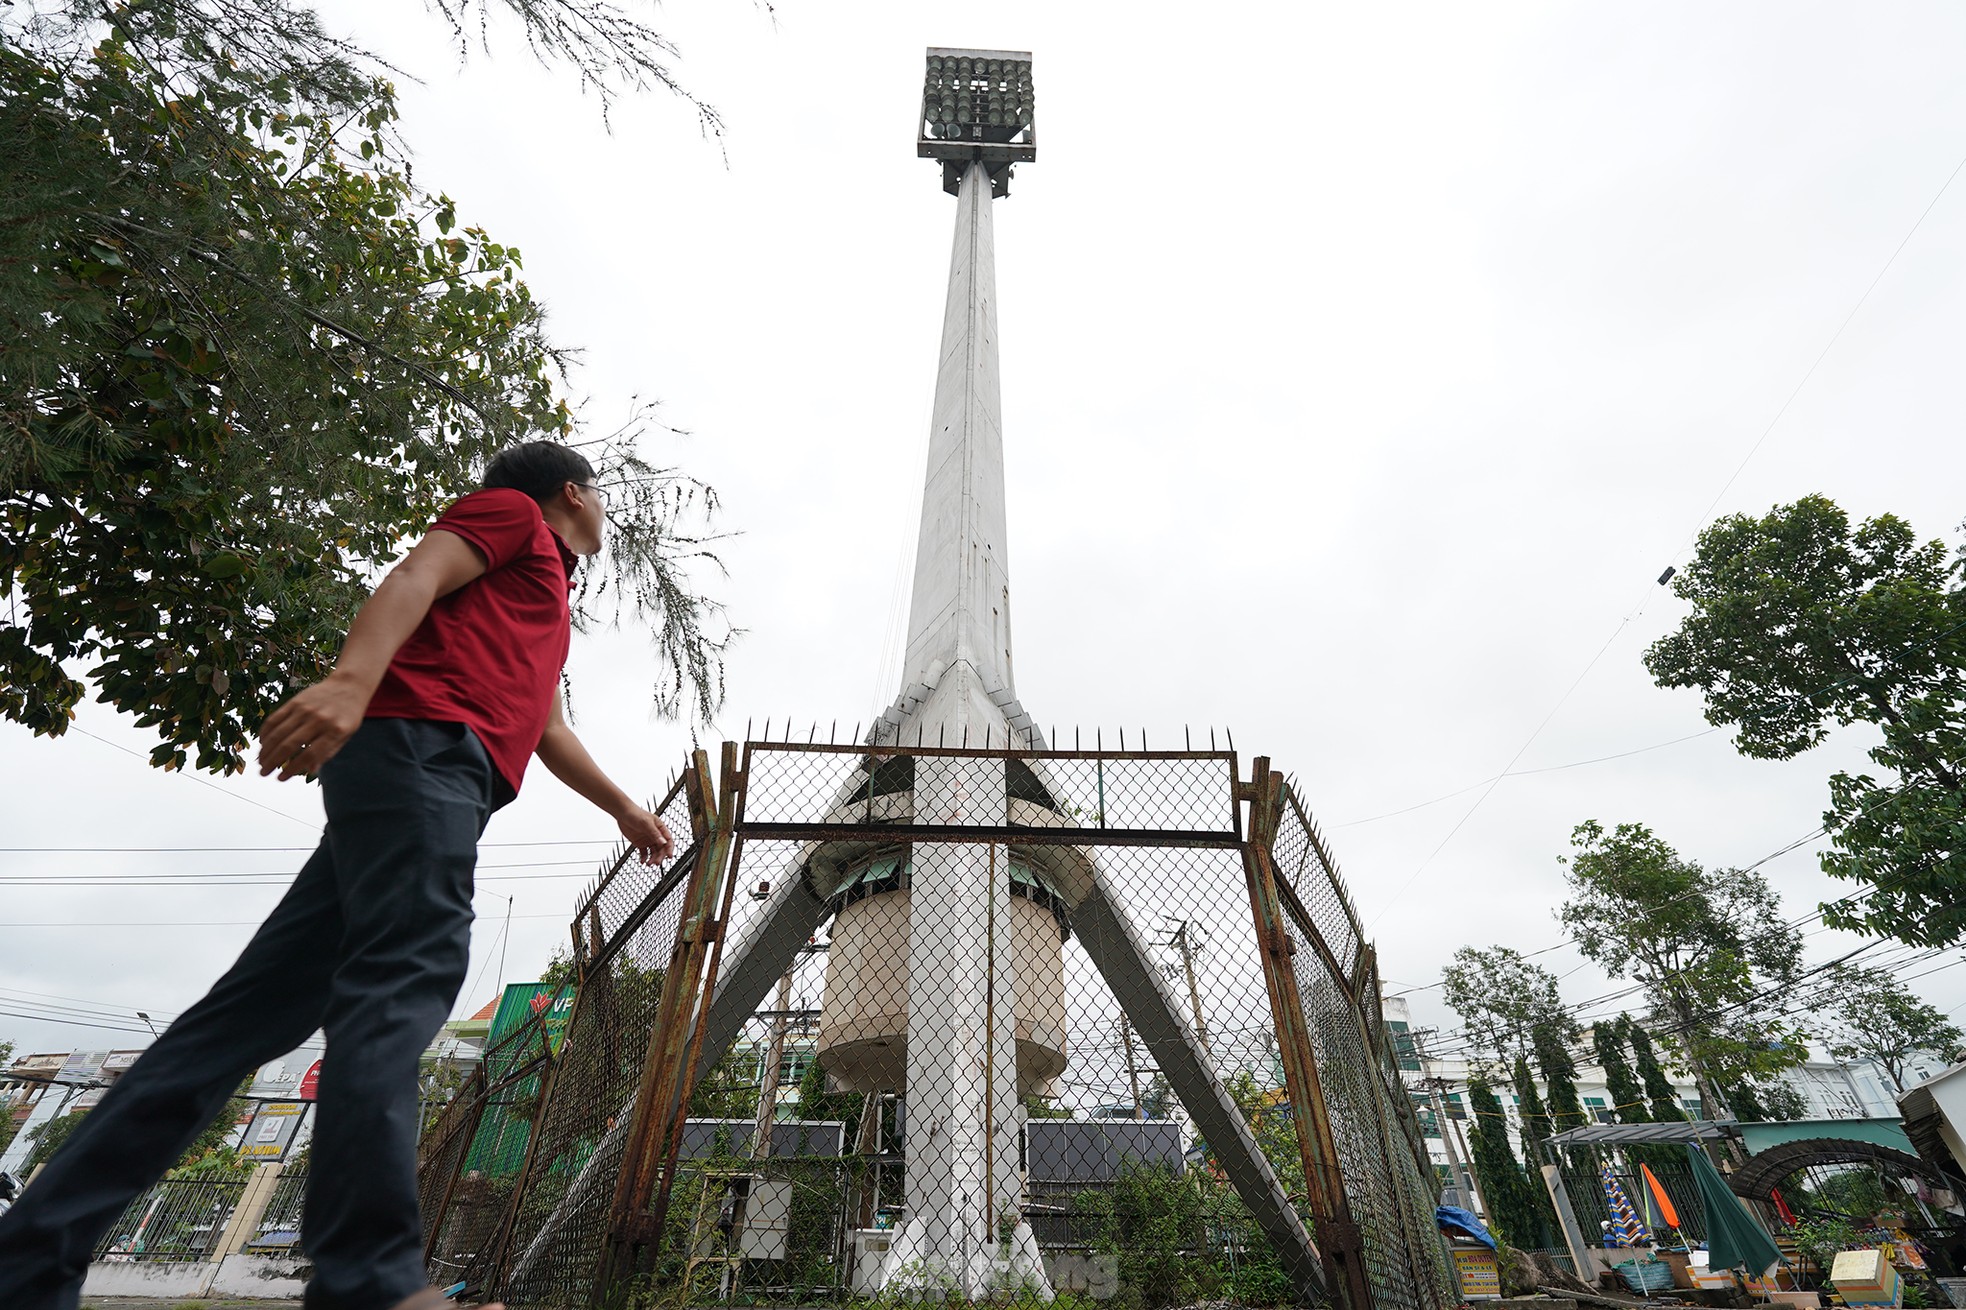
296;1059;323;1101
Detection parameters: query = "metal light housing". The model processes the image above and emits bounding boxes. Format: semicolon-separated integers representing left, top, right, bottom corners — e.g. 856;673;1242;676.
918;47;1035;197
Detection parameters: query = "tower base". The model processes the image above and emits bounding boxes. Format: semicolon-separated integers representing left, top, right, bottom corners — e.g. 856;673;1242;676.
880;1214;1053;1301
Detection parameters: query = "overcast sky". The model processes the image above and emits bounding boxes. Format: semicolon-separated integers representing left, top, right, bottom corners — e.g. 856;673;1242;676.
6;2;1966;1068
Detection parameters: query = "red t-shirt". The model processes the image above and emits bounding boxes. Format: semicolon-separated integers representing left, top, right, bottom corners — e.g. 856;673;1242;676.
365;488;576;798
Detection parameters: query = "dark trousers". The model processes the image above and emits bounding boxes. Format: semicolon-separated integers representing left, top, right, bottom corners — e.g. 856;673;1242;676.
0;719;499;1310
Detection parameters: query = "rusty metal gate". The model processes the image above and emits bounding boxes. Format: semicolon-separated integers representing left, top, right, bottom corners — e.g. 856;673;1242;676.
415;737;1456;1310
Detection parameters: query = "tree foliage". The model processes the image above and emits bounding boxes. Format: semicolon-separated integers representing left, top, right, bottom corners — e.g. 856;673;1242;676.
1442;945;1570;1073
22;1108;86;1171
1592;1018;1648;1124
1625;1018;1686;1123
1512;1055;1554;1164
1532;1018;1587;1136
2;0;728;773
1814;964;1963;1093
1645;496;1966;946
795;1053;862;1128
1558;819;1807;1120
1464;1075;1549;1249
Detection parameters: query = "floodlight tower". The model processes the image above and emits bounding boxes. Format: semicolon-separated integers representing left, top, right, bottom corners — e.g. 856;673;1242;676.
868;48;1049;1299
691;45;1320;1304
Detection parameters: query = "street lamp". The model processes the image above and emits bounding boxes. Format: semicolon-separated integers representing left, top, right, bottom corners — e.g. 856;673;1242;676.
136;1012;160;1038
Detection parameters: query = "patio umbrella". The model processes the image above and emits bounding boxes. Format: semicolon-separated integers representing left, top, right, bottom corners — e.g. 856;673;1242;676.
1603;1167;1654;1246
1640;1163;1681;1230
1686;1144;1782;1278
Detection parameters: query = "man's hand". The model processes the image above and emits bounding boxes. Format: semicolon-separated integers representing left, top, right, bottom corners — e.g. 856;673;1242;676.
617;803;676;865
257;673;370;780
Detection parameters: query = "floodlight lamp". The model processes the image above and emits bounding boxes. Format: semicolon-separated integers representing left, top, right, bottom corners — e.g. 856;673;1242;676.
918;46;1035;197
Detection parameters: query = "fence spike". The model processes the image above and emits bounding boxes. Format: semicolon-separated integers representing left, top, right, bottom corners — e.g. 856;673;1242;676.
1096;727;1102;751
1226;726;1235;751
808;722;816;744
762;717;770;742
831;719;837;744
1185;725;1192;750
1210;726;1217;751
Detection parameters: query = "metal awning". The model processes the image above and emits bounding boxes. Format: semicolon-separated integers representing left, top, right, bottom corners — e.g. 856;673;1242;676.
1545;1118;1740;1147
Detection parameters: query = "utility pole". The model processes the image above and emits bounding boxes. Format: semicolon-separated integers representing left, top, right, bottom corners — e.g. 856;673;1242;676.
1408;1027;1480;1215
751;967;797;1159
1119;1017;1143;1120
1163;920;1210;1055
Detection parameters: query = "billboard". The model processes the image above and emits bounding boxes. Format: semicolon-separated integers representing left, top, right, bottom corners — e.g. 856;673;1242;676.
460;981;572;1177
238;1102;307;1161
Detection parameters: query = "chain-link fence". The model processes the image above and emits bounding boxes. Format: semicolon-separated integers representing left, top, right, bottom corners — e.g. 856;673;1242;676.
417;740;1455;1310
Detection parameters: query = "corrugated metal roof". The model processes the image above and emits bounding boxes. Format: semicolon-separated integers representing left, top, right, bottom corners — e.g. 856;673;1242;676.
1545;1118;1739;1146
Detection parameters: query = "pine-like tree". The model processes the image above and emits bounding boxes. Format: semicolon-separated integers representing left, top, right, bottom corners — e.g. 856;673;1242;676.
1625;1018;1687;1122
1466;1076;1550;1248
1513;1055;1553;1160
1593;1017;1650;1124
1534;1019;1588;1134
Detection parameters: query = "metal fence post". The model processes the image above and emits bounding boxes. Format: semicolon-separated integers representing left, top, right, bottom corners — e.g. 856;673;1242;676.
596;743;739;1302
209;1161;285;1263
1241;756;1374;1310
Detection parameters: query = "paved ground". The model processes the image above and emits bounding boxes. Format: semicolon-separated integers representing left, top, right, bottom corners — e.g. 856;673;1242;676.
80;1299;303;1309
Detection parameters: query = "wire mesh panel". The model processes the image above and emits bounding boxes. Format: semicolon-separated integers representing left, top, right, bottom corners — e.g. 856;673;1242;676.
695;741;1323;1310
1274;787;1457;1310
414;771;702;1305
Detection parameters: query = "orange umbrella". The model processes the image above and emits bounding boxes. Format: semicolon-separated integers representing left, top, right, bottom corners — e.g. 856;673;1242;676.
1640;1163;1681;1229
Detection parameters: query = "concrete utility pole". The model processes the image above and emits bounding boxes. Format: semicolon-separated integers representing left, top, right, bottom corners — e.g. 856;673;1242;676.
1120;1017;1143;1120
1407;1027;1480;1215
1165;920;1210;1055
751;967;796;1160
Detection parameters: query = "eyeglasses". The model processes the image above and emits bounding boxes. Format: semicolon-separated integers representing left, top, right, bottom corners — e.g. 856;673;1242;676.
577;481;609;507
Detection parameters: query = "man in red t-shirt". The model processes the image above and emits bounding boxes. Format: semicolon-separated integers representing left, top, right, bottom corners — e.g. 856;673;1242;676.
0;442;672;1310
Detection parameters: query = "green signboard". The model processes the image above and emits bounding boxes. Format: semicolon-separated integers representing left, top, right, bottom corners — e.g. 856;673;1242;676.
462;981;571;1176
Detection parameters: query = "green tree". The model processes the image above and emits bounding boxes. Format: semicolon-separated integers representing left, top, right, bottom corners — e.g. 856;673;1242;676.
688;1044;759;1119
1625;1017;1687;1122
2;0;729;772
1592;1017;1649;1124
1512;1054;1554;1164
794;1054;862;1128
1443;945;1570;1074
22;1109;87;1171
1464;1076;1548;1249
1533;1018;1587;1135
1558;820;1807;1120
1645;496;1966;946
1816;964;1964;1093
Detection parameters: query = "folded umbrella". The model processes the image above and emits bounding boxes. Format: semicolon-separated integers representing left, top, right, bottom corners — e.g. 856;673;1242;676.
1686;1144;1782;1278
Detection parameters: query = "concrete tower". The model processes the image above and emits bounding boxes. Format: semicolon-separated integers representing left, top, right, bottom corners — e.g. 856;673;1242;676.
855;48;1048;1299
697;46;1320;1303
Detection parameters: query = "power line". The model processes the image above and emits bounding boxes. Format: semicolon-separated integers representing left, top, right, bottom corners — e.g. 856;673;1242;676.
1334;729;1721;829
66;725;321;832
1363;146;1966;916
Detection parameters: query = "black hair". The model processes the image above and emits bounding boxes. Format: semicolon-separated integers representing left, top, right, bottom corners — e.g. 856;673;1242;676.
482;441;596;507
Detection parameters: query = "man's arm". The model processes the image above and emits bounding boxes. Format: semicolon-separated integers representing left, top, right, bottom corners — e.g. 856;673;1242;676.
256;530;487;780
535;694;676;864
